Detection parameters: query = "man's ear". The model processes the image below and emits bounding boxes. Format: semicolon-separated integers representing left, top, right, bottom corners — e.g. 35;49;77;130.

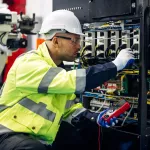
52;37;60;48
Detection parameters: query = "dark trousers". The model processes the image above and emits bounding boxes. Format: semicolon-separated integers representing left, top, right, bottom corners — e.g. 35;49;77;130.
0;121;99;150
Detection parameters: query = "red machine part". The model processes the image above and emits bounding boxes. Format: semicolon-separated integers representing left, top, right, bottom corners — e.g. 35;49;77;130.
3;0;26;14
2;0;26;82
2;47;26;82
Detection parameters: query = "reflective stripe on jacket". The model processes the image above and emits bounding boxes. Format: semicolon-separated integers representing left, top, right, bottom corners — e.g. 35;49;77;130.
0;42;85;144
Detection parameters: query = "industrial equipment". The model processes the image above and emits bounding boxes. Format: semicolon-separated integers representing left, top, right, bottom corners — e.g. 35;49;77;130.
0;4;37;84
53;0;150;149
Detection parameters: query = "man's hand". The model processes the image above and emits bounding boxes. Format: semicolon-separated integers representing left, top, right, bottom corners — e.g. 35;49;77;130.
112;48;135;71
97;109;118;128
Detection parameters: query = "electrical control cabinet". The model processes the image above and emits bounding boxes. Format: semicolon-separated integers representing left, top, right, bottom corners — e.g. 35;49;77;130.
53;0;150;149
82;1;150;150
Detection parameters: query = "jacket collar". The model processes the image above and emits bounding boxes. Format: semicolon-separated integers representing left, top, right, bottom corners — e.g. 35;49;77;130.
37;42;57;67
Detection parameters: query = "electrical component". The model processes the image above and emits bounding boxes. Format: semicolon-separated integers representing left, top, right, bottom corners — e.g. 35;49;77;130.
95;44;104;58
105;43;116;60
7;38;27;50
106;74;128;95
80;20;142;126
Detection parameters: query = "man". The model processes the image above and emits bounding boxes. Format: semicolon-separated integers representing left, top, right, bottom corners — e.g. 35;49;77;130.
0;10;134;150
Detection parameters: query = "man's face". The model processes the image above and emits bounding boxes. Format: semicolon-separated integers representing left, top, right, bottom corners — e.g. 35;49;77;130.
56;33;81;62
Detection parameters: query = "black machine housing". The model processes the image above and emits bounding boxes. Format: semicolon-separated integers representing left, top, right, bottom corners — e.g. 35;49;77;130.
89;0;136;20
53;0;90;23
53;0;139;23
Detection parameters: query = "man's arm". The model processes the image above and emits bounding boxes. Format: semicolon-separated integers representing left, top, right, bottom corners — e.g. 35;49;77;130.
15;48;133;94
16;57;117;94
85;62;117;91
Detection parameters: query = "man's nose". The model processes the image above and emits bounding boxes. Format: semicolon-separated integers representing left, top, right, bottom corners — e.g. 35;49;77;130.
76;43;81;50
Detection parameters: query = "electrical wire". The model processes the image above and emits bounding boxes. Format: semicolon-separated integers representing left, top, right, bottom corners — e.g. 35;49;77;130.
96;99;107;113
98;126;101;150
121;100;134;126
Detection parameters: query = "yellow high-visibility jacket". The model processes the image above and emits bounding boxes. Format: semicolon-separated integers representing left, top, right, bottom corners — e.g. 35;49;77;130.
0;42;85;144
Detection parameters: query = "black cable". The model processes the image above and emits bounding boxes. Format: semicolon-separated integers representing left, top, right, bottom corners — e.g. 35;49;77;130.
0;32;7;46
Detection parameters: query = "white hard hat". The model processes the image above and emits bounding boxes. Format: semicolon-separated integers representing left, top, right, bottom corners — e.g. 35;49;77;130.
39;10;85;39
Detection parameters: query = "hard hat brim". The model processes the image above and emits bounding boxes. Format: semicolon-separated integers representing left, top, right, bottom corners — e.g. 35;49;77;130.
75;32;85;36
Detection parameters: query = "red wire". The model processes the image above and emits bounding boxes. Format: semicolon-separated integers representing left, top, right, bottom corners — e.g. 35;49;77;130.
98;126;101;150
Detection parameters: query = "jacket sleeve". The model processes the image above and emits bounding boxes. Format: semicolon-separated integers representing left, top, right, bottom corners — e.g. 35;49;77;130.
16;56;117;94
63;107;99;129
85;62;117;91
15;59;86;94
